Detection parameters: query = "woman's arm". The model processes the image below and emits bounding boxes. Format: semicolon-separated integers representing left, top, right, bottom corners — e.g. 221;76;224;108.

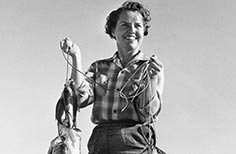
60;38;94;108
135;55;165;122
60;38;84;87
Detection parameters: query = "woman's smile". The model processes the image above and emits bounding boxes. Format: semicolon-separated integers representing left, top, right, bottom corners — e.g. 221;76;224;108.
124;34;136;41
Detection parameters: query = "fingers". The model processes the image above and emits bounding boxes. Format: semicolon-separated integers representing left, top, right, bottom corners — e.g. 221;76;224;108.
150;55;163;70
148;55;163;78
60;37;74;54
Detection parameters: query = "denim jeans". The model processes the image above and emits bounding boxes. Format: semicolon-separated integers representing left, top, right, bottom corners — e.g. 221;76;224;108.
87;121;166;154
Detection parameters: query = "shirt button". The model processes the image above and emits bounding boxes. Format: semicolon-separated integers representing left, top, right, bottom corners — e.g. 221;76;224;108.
113;109;117;113
116;88;120;91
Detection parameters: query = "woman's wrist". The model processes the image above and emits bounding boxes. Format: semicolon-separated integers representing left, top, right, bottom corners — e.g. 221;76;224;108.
71;52;81;60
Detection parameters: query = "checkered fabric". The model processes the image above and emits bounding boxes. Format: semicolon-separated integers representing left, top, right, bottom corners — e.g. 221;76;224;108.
77;51;163;124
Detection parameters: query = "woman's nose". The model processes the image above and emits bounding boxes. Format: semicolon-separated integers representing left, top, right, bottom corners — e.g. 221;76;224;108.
128;24;136;33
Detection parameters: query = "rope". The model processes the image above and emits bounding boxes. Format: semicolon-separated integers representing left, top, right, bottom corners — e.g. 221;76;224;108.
66;53;70;82
60;46;151;112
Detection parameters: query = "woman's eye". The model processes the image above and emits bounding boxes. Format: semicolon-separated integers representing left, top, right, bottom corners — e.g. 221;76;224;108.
120;24;128;28
136;24;142;28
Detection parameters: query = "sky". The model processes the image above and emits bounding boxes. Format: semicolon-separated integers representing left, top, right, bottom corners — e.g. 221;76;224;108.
1;0;236;153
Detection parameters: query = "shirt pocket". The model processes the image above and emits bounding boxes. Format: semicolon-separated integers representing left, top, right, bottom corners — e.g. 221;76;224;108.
94;73;109;96
121;74;143;99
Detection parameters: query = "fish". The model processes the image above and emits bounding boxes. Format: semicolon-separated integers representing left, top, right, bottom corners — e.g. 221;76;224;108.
55;79;78;128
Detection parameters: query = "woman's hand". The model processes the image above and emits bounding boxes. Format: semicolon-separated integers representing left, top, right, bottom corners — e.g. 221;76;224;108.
60;37;81;57
148;55;163;78
148;55;165;96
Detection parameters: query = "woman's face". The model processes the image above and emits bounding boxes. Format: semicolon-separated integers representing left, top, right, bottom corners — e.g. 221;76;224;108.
113;10;144;53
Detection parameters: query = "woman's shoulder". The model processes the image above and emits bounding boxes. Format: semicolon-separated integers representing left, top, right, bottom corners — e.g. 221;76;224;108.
88;55;115;70
91;53;116;65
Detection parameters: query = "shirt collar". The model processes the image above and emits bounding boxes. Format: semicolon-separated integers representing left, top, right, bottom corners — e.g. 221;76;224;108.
112;51;149;68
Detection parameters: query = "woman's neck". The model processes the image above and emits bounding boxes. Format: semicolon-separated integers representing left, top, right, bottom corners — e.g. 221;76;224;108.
118;49;139;67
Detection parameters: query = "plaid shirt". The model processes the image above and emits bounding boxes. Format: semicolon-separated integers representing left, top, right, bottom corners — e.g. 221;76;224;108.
78;51;164;124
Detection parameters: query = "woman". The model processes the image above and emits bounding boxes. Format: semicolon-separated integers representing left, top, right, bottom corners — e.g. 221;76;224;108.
60;1;165;154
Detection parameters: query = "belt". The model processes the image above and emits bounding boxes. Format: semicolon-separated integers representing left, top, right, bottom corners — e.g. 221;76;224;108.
97;120;141;128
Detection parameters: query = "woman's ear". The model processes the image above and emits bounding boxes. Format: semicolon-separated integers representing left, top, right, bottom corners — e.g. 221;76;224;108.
111;29;116;39
111;32;115;39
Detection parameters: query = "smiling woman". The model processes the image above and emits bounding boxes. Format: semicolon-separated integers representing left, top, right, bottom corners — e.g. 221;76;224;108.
58;1;165;154
112;10;145;65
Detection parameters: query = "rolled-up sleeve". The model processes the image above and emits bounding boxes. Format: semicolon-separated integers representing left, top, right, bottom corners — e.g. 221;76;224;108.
76;64;95;108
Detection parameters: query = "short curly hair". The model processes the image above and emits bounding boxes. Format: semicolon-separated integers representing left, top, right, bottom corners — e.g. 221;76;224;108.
105;1;151;39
